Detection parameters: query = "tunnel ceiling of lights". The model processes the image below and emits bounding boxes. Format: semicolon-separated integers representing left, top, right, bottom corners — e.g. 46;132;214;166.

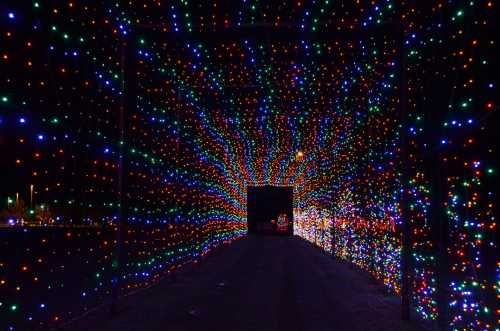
0;1;497;330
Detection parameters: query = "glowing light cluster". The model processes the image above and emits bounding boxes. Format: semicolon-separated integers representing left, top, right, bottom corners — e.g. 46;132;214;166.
294;207;333;253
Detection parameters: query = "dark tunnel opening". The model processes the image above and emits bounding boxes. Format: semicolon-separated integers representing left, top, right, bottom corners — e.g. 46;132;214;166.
247;186;293;235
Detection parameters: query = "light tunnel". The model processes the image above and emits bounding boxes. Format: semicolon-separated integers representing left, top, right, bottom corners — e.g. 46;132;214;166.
0;2;497;331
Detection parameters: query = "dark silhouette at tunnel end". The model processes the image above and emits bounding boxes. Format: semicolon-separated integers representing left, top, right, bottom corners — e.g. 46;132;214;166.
247;185;293;235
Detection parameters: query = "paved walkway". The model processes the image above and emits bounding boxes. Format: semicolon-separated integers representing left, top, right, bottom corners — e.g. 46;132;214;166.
72;236;423;331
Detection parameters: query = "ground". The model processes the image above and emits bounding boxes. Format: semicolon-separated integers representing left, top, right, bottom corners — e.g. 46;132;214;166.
70;236;424;331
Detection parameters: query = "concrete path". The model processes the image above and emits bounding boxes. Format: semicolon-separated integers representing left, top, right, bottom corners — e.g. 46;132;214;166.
71;236;423;331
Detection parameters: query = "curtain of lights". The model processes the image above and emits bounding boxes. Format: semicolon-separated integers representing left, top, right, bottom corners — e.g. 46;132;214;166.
0;1;497;330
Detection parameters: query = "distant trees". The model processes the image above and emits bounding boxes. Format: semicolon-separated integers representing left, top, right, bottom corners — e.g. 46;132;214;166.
35;205;54;224
0;199;54;225
0;199;28;224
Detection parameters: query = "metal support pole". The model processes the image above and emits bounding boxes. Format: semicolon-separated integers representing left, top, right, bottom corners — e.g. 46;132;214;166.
111;35;134;315
424;7;450;328
433;145;448;331
397;20;412;321
427;47;450;331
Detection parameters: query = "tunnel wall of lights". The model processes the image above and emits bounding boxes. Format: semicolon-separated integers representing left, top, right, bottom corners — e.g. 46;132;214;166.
0;1;497;330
